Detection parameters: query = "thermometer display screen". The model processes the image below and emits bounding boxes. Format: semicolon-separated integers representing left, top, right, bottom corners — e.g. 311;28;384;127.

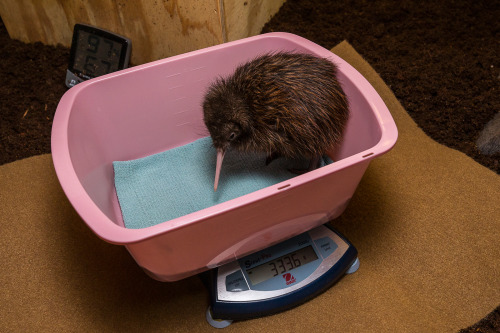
246;246;319;286
72;29;124;78
67;24;130;84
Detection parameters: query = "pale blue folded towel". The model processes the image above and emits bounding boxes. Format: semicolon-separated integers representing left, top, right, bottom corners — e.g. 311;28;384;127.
113;137;331;229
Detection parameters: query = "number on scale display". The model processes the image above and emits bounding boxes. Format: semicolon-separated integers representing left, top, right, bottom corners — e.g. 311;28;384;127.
246;246;319;286
73;30;123;78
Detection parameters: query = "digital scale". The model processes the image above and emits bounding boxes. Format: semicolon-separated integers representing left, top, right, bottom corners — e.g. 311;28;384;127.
66;24;131;88
205;224;359;328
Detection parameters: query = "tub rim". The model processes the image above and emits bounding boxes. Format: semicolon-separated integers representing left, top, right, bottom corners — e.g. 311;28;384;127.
51;32;398;245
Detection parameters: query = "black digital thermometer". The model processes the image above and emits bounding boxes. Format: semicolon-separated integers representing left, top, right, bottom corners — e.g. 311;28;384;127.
66;24;131;88
205;224;359;328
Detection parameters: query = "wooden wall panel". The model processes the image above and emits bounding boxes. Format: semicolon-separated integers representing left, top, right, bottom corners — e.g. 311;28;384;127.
0;0;285;65
223;0;284;42
0;0;224;65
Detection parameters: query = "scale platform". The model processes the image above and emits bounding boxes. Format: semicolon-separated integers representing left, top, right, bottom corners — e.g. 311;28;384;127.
205;224;359;328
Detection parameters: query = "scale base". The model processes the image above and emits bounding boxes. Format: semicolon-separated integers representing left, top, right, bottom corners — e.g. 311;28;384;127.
206;307;233;329
206;255;360;328
346;257;360;274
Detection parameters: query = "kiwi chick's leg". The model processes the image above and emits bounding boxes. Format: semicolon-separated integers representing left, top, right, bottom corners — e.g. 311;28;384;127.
265;151;281;165
289;155;321;174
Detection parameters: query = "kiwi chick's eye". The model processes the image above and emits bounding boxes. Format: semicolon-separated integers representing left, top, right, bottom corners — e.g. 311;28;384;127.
228;132;236;141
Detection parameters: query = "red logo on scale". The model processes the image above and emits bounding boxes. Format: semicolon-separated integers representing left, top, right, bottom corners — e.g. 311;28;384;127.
283;273;296;285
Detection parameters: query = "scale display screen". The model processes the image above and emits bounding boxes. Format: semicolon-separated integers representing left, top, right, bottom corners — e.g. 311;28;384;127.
246;245;319;286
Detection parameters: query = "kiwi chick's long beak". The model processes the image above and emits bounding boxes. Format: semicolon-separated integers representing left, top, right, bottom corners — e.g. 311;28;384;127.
214;149;225;191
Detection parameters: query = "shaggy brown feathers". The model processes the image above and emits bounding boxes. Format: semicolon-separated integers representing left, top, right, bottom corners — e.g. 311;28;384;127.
203;52;349;160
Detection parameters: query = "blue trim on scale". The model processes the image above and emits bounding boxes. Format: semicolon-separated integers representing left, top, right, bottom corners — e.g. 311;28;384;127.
209;226;358;321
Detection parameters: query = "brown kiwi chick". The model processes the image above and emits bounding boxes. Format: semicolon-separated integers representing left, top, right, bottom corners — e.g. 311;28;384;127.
203;52;349;191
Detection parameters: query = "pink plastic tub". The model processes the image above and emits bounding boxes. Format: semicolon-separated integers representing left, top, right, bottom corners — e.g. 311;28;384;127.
51;33;397;282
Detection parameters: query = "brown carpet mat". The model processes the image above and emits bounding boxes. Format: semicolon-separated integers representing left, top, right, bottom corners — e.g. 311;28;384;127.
1;42;498;332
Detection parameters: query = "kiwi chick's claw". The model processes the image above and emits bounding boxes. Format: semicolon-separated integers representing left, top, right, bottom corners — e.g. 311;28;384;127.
203;52;350;191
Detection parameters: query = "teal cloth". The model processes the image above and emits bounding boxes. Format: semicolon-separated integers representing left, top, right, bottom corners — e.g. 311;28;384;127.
113;137;330;229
